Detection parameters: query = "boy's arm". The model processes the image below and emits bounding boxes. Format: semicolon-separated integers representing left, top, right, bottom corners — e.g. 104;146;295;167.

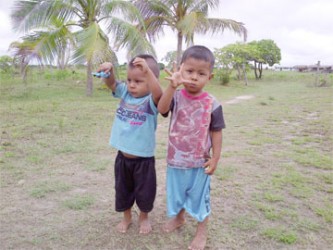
132;58;162;106
204;130;223;175
146;68;162;106
97;62;116;92
158;63;191;114
157;84;177;114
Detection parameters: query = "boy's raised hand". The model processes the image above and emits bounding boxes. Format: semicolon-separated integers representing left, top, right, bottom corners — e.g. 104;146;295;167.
97;62;113;74
132;57;149;74
165;62;191;89
96;62;116;91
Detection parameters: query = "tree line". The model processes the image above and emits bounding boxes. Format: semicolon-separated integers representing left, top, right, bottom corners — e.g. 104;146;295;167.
3;1;280;93
5;0;247;95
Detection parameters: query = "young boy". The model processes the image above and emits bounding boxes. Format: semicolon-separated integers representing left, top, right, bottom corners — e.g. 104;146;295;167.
97;54;162;234
158;45;225;250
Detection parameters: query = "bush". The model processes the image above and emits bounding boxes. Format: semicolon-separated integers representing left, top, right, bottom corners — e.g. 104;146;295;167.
43;69;72;81
215;69;231;85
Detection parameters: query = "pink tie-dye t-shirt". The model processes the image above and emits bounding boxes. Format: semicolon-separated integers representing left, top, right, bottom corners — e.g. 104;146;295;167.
166;89;225;169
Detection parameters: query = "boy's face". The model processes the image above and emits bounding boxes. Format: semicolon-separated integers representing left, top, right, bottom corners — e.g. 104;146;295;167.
126;67;150;98
181;57;213;95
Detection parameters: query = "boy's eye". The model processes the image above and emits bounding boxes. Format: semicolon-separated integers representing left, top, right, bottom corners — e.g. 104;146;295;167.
127;79;143;85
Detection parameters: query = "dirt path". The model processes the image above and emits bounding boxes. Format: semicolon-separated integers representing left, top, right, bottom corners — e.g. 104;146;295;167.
225;95;255;104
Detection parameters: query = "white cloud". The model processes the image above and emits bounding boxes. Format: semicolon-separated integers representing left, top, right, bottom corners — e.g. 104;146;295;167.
0;3;23;56
1;0;332;66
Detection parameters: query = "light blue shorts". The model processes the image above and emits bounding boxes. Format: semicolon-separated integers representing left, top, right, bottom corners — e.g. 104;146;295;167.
166;166;211;222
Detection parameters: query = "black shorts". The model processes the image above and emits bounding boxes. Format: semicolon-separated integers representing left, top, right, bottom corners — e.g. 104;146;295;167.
114;151;156;213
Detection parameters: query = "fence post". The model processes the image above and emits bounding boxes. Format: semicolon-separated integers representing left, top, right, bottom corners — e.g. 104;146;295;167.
315;61;320;86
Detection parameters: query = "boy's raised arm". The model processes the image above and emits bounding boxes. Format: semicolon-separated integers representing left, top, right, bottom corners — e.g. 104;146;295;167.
146;70;162;106
157;84;176;115
158;63;192;115
132;58;162;106
97;62;116;92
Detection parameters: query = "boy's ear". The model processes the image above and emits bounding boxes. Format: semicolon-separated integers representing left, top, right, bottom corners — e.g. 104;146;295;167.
209;73;214;80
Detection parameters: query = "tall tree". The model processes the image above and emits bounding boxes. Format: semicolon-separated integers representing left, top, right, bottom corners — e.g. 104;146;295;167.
248;39;281;79
214;42;252;81
134;0;247;65
161;50;181;68
11;0;155;96
9;39;43;84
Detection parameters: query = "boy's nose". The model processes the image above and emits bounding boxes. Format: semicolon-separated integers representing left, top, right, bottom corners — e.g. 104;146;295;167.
128;82;135;87
191;73;198;80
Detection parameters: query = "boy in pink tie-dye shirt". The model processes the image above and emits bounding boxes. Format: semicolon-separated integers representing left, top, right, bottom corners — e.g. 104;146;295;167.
158;45;225;250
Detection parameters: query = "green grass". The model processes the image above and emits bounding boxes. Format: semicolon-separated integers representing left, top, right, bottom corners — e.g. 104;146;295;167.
231;216;258;231
1;69;332;249
30;181;71;198
63;195;95;210
312;202;333;223
262;227;298;244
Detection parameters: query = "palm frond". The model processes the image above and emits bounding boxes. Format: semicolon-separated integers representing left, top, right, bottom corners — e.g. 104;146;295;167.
11;0;54;33
71;22;117;65
196;18;248;41
102;0;144;24
9;39;43;65
109;17;156;59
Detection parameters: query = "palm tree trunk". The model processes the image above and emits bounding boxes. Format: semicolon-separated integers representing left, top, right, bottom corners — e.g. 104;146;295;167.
20;59;28;85
176;32;183;66
86;61;93;96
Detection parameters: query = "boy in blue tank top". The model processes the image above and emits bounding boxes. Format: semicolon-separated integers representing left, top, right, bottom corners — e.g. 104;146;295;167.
97;55;162;234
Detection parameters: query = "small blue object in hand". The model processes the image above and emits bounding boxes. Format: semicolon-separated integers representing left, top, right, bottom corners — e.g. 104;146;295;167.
92;71;111;78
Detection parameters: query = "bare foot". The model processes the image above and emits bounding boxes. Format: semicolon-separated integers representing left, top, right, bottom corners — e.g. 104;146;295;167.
116;209;132;233
188;233;207;250
116;219;132;233
138;212;152;234
162;217;185;233
188;218;208;250
139;218;152;234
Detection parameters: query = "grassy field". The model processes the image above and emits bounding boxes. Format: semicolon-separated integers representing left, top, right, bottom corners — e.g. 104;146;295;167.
1;69;332;249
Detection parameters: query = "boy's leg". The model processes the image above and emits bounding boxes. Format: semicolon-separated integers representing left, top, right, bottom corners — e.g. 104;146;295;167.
188;217;208;250
164;167;188;233
114;152;135;233
135;156;156;234
139;211;152;234
163;208;186;233
116;208;132;233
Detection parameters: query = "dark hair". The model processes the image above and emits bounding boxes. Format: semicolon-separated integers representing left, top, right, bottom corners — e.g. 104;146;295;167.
181;45;215;72
129;54;160;78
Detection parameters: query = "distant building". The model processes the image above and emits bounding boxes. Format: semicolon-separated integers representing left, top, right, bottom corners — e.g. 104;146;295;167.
275;65;332;73
274;66;294;71
293;65;332;73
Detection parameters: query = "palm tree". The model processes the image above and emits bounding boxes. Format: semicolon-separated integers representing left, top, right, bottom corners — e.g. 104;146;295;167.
9;39;43;84
134;0;247;65
11;0;155;96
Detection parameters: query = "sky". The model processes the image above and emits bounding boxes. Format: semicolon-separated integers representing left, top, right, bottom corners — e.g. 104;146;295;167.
0;0;332;67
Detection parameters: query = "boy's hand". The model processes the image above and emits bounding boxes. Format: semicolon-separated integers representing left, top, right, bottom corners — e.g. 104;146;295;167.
165;62;192;89
203;158;219;175
97;62;113;75
96;62;116;91
132;57;149;74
